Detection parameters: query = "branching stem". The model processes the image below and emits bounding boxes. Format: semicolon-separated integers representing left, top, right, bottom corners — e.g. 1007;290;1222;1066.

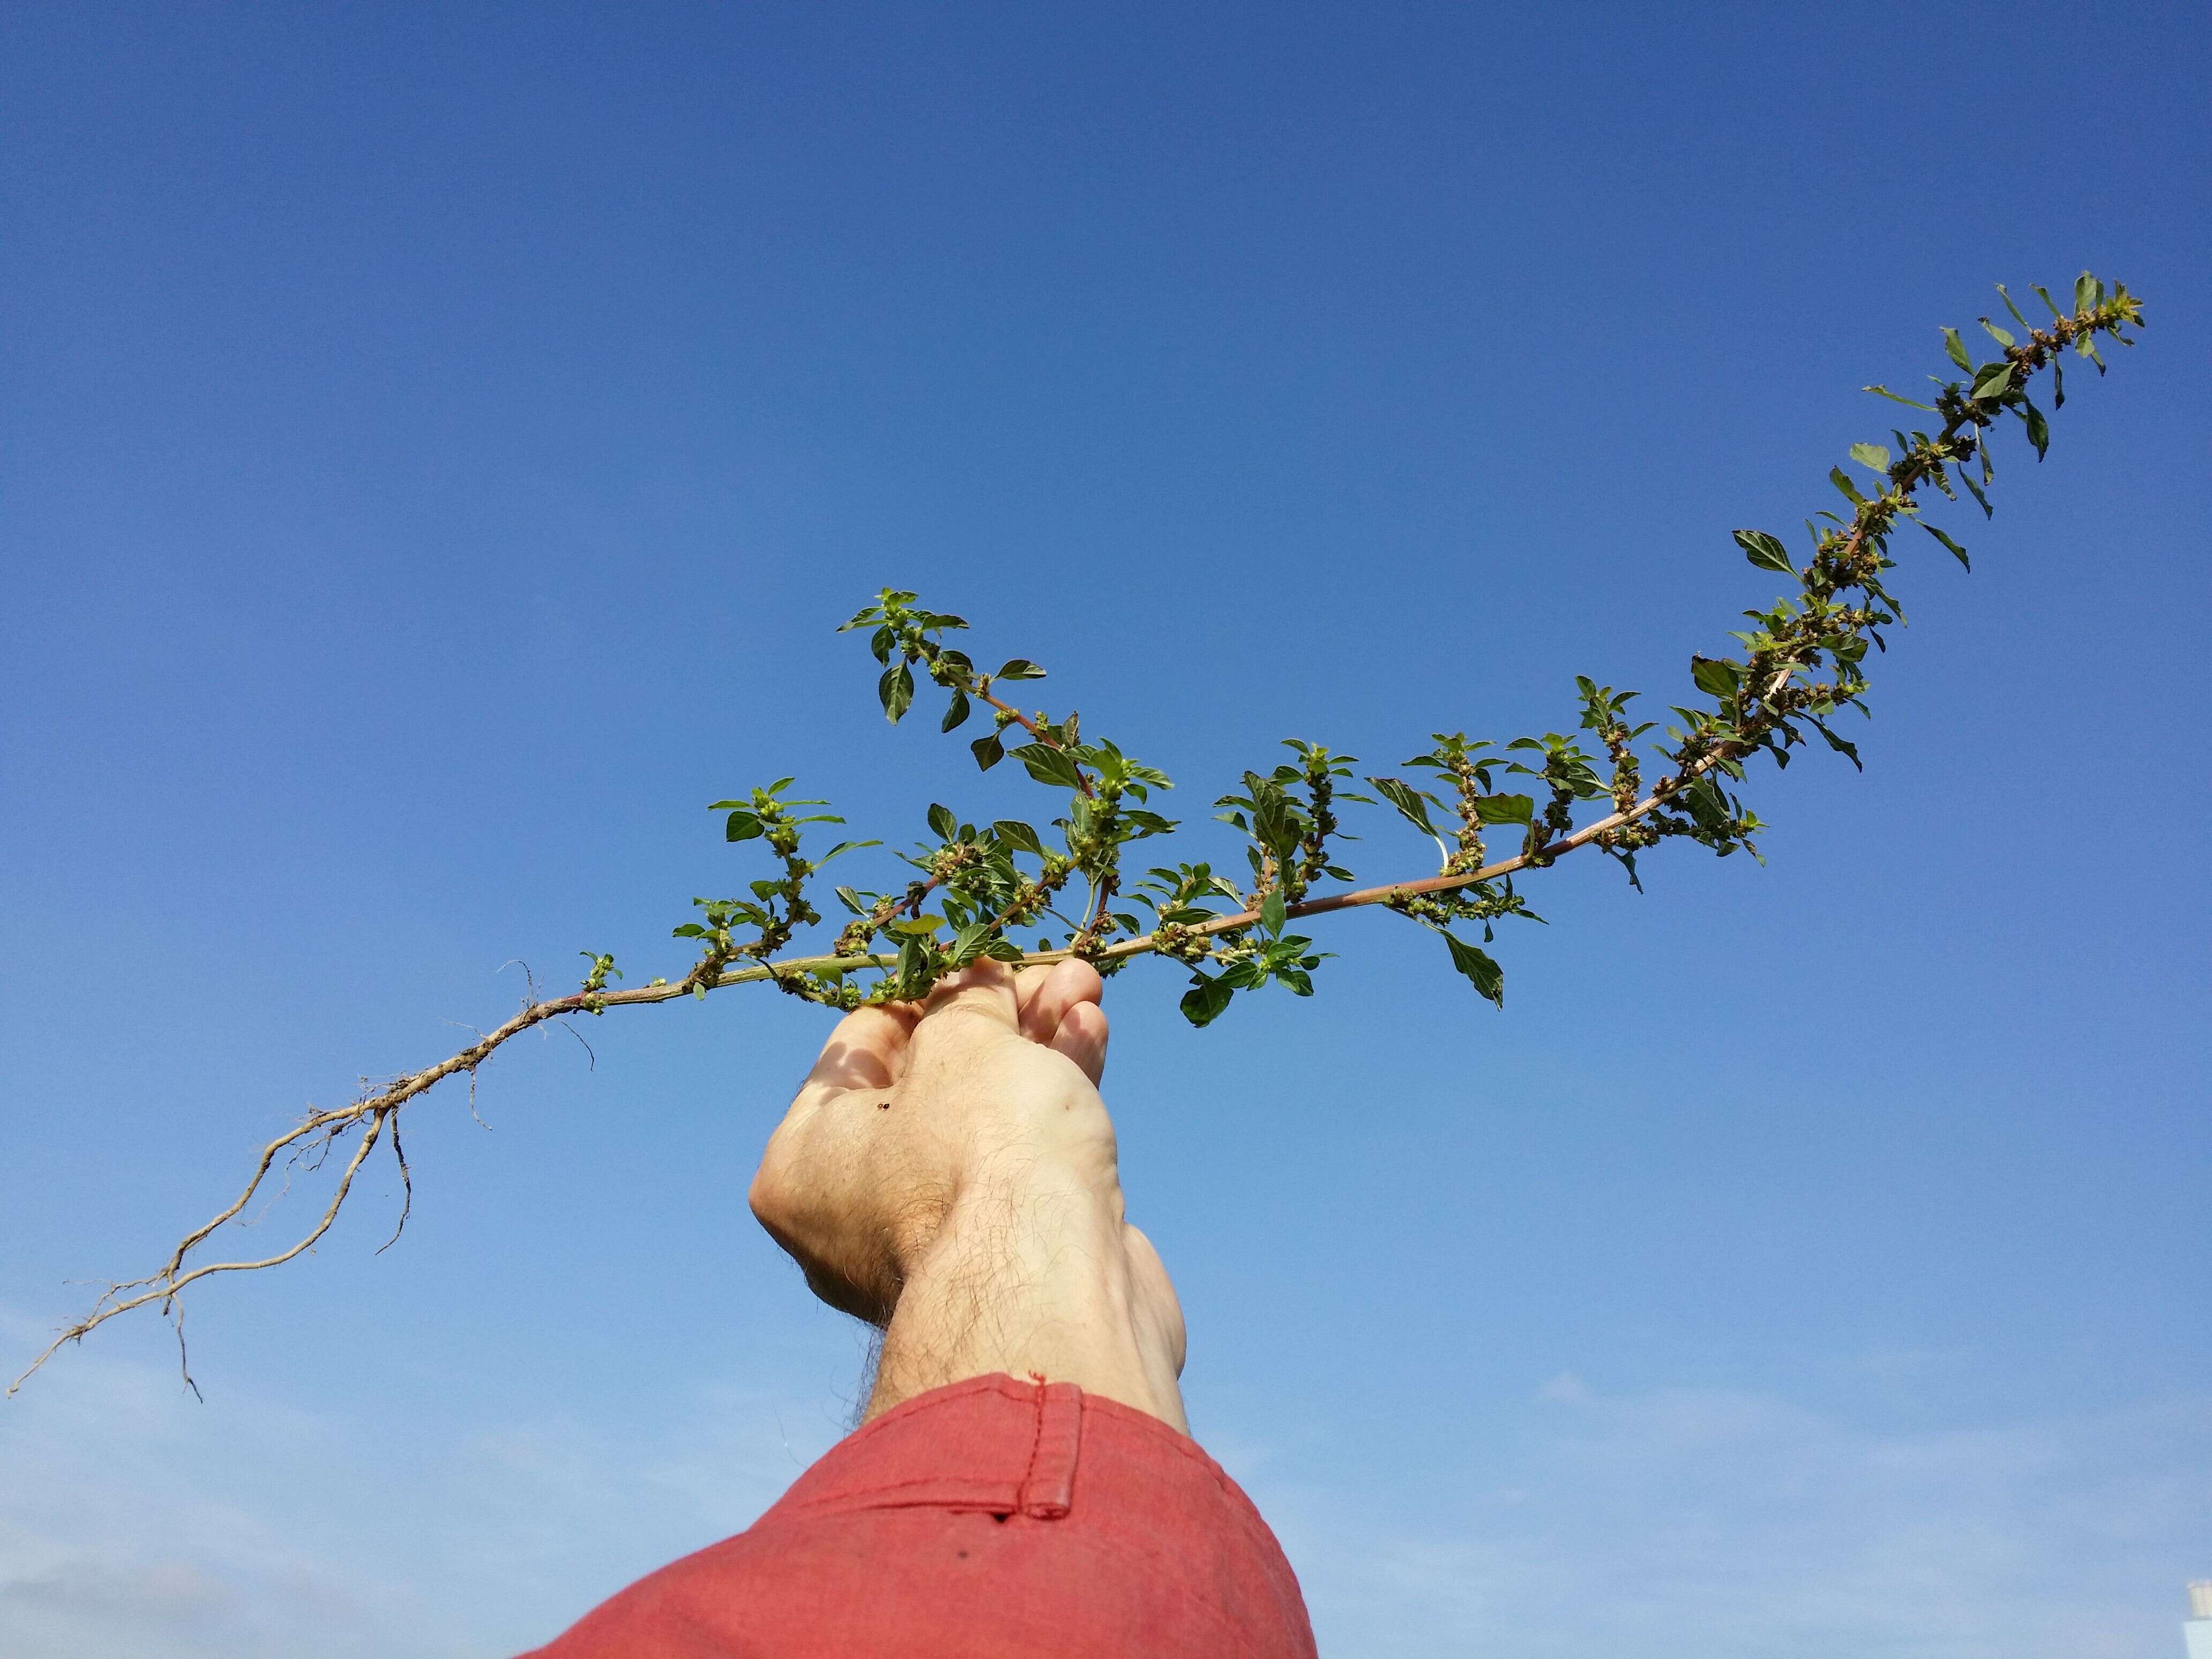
13;274;2141;1397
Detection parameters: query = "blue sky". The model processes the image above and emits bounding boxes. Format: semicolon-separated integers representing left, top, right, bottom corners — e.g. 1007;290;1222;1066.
3;3;2207;1654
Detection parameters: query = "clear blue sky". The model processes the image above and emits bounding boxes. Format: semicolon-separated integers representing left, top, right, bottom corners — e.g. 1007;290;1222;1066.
4;4;2207;1655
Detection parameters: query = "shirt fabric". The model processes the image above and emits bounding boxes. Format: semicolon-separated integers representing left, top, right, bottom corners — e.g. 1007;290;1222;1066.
520;1371;1318;1658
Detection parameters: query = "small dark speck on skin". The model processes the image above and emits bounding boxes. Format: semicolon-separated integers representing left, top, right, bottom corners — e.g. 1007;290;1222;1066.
957;1550;968;1560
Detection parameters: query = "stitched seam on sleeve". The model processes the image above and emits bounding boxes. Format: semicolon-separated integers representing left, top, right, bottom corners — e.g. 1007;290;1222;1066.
1017;1374;1047;1500
789;1472;1013;1505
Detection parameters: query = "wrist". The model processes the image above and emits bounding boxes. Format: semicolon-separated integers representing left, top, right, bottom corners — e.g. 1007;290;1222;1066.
869;1164;1185;1431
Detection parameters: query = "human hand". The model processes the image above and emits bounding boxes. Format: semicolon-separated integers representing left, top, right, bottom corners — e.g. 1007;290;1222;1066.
750;959;1186;1426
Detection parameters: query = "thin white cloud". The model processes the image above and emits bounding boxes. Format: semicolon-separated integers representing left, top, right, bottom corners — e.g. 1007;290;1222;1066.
6;1313;2206;1658
0;1312;843;1659
1253;1374;2212;1658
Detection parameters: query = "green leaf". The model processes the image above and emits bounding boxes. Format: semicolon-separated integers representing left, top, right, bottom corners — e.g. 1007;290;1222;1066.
1473;793;1535;826
1366;775;1439;836
1979;319;2015;348
926;803;959;842
2074;271;2096;313
1848;442;1892;475
1180;975;1235;1028
1809;716;1862;771
994;659;1047;681
1441;931;1505;1007
940;687;972;733
894;935;929;991
878;662;915;723
671;923;705;938
1921;522;1971;571
1863;384;1934;411
1690;656;1741;700
1733;528;1796;574
1012;743;1084;790
2021;399;2050;461
1942;327;1972;371
834;885;868;915
724;810;764;842
1828;466;1866;506
1994;285;2029;328
991;819;1046;857
1683;776;1730;831
1260;890;1287;937
1970;362;2014;402
972;733;1005;771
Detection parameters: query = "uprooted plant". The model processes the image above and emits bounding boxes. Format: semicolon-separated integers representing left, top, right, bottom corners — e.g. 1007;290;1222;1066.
11;273;2144;1396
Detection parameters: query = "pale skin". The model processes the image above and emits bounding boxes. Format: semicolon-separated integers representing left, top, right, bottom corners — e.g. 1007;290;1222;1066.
749;958;1190;1434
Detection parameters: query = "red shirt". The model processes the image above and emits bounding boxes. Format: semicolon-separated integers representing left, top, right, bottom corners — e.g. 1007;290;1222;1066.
521;1372;1317;1658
